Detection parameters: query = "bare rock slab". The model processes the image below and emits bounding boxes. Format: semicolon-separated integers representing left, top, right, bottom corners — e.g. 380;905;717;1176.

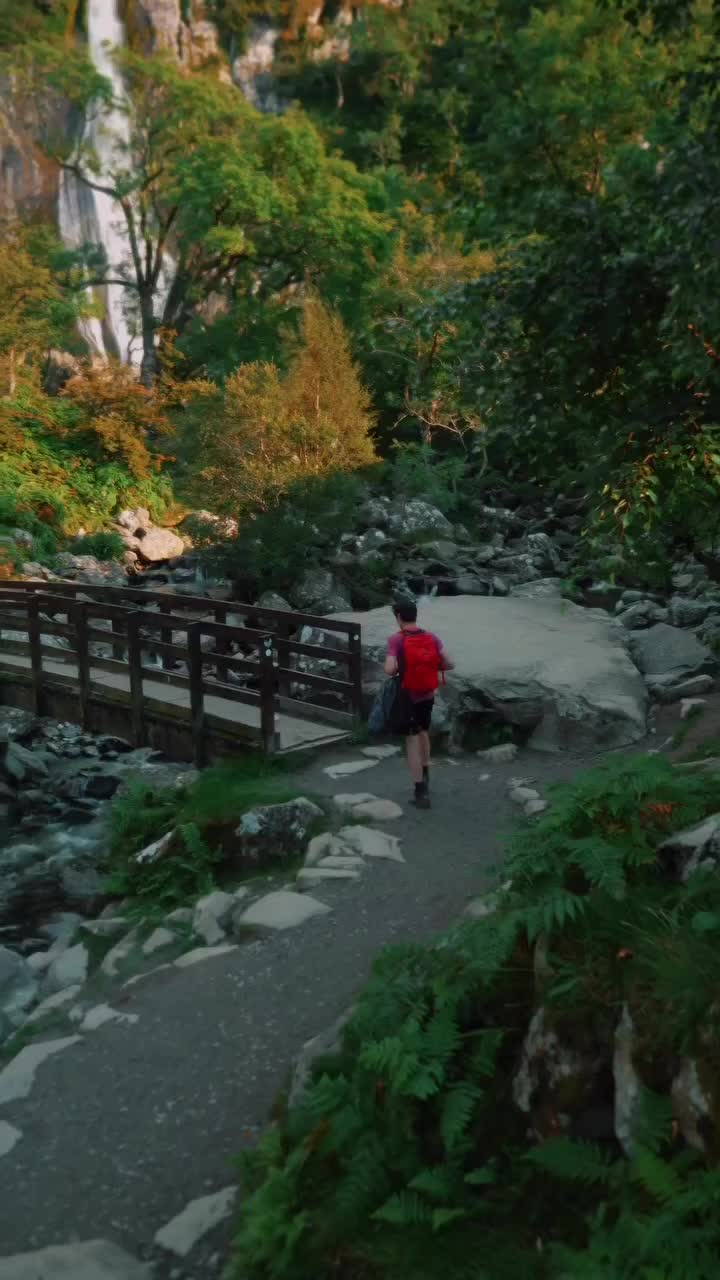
238;890;330;932
336;596;648;751
0;1240;151;1279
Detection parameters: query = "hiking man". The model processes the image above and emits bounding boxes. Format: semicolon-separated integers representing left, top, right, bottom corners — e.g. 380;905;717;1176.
384;600;453;809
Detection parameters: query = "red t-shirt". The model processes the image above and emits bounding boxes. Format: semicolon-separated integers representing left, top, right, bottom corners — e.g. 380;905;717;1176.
387;628;444;703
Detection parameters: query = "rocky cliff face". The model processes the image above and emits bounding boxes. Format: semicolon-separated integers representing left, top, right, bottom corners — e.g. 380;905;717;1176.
123;0;226;71
0;77;66;222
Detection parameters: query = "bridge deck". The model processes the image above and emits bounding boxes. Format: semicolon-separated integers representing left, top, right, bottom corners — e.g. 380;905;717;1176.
0;651;350;754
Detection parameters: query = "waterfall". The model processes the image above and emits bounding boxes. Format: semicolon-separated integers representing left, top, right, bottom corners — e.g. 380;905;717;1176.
232;23;281;112
58;0;137;365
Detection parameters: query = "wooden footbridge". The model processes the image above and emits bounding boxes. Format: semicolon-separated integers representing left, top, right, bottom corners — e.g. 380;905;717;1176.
0;582;364;763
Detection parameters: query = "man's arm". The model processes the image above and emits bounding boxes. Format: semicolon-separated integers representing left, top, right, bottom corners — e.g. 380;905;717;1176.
440;648;455;671
384;653;399;676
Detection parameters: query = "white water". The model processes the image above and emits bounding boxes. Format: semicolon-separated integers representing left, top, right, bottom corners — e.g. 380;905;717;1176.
232;23;280;112
58;0;137;364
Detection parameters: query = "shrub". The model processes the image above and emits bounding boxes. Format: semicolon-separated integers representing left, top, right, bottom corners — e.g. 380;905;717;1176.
107;757;299;909
388;442;466;517
230;754;720;1280
207;471;369;597
69;531;125;561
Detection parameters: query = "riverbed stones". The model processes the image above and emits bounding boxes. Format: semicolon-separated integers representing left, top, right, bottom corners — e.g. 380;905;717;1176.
0;947;37;1026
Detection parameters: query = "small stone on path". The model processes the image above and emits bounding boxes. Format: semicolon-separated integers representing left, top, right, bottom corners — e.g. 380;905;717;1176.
78;1004;139;1032
101;928;139;978
361;745;401;759
304;832;349;866
350;798;403;821
154;1185;237;1258
192;890;235;946
174;944;238;969
337;826;404;863
0;1037;82;1105
142;927;176;956
238;890;330;932
0;1239;151;1279
524;798;548;817
0;1121;22;1158
297;867;360;884
333;792;376;811
324;759;378;778
25;985;82;1023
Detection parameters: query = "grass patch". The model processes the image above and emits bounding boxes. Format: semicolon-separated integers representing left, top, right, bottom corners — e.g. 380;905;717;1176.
107;755;311;912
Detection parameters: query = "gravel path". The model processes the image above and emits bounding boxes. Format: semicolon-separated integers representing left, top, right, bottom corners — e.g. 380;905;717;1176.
0;744;597;1276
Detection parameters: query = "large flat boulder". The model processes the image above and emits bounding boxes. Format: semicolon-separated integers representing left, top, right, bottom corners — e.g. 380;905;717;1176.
336;596;647;751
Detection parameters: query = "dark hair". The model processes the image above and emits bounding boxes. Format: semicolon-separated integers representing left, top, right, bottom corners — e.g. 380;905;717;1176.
394;599;418;623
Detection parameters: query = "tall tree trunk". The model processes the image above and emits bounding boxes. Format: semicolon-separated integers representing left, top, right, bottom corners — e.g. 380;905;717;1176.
139;291;157;387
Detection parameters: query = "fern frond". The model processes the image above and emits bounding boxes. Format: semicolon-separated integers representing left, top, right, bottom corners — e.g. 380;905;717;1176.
630;1145;681;1203
441;1086;480;1153
525;1137;616;1186
373;1190;432;1226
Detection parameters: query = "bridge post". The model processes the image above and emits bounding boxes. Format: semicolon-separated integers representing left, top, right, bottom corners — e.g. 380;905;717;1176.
27;597;44;717
259;635;276;756
74;602;91;731
126;612;146;747
348;627;364;717
214;604;229;685
187;622;206;768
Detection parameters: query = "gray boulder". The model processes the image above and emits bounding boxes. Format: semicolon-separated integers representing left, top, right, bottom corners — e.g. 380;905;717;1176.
526;531;561;572
619;601;669;630
292;569;351;615
629;624;714;679
133;527;185;563
256;591;292;612
646;673;714;704
387;500;453;540
358;496;391;530
233;798;324;867
116;507;151;532
335;595;647;751
668;596;713;629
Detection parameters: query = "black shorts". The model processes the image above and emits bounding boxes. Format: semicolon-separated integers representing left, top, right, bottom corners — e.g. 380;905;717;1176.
406;697;434;735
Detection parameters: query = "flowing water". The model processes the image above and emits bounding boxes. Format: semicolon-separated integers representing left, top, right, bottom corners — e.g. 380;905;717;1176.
58;0;138;364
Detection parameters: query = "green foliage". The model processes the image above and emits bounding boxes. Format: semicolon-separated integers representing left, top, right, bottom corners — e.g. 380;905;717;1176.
68;530;125;561
206;470;370;598
108;758;298;908
388;443;466;517
231;753;720;1278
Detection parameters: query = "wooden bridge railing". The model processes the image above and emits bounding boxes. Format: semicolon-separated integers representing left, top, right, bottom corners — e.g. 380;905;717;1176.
0;582;363;762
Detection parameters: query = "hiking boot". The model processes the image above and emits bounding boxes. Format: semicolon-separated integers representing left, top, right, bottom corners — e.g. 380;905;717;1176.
412;783;431;810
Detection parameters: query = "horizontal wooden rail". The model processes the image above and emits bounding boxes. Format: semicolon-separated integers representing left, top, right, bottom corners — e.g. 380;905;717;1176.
0;581;364;760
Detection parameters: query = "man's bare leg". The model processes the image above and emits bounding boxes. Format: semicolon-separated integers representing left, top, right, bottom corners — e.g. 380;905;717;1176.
406;732;424;784
419;730;431;772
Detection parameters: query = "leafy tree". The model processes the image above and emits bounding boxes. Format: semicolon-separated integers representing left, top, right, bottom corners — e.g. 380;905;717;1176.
40;48;388;384
188;297;376;515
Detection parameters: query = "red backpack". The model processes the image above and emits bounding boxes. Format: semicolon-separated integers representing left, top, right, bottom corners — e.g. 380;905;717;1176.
401;629;443;697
